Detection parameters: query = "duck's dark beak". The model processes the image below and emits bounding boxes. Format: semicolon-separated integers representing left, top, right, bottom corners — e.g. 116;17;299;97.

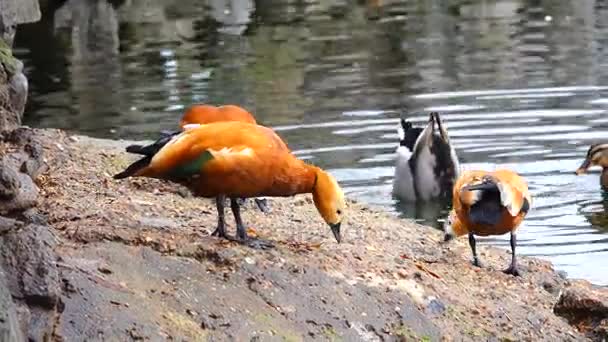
575;158;591;175
330;222;341;243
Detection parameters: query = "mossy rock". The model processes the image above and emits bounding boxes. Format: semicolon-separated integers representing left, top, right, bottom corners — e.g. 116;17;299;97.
0;39;17;75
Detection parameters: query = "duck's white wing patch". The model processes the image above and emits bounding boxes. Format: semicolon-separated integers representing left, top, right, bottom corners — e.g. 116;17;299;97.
208;147;255;158
393;146;416;201
496;182;518;216
182;123;202;130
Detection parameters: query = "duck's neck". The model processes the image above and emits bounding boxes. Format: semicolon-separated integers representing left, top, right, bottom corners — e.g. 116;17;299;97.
296;163;319;194
268;160;318;196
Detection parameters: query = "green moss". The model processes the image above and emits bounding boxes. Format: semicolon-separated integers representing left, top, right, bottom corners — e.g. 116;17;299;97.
252;313;301;342
0;39;17;75
321;326;342;341
393;325;416;339
393;325;432;341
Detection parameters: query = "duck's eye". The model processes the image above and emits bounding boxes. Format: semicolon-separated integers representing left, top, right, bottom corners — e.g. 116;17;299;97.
336;210;342;215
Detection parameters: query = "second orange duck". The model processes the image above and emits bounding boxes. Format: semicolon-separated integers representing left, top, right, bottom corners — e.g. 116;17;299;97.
114;121;345;247
443;169;531;276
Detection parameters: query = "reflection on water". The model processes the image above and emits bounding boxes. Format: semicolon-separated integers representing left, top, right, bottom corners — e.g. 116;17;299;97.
13;0;608;284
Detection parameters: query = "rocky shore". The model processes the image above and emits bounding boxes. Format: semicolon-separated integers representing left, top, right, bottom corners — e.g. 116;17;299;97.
0;1;607;340
0;127;604;341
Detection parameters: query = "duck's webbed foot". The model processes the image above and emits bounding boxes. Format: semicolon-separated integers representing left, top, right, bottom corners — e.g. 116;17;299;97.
503;264;521;277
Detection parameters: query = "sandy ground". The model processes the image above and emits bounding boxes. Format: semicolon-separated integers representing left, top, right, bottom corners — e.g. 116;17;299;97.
33;128;594;341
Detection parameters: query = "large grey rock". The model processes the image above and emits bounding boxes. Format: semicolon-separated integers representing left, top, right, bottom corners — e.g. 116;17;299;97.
0;224;60;341
0;266;25;342
8;59;27;119
0;41;26;130
0;0;41;45
0;128;45;214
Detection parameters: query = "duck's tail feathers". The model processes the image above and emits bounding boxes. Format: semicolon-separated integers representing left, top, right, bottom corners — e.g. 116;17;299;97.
113;156;152;179
115;130;181;179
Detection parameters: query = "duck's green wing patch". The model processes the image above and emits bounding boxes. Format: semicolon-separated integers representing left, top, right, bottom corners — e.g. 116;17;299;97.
167;150;214;178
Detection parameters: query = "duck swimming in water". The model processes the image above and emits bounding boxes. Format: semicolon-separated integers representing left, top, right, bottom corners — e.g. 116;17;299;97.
443;169;532;276
575;143;608;190
392;112;459;202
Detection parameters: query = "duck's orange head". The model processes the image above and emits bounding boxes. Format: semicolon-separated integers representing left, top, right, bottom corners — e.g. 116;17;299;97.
312;169;346;243
576;143;608;175
443;209;467;242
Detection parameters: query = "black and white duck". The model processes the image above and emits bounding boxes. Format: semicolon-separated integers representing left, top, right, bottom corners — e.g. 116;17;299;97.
392;112;460;202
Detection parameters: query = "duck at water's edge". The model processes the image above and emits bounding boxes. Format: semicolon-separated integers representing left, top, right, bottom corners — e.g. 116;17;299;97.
113;121;345;248
575;143;608;190
159;104;277;214
392;112;459;202
443;169;532;276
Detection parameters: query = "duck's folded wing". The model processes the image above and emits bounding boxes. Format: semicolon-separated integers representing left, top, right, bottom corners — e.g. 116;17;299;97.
493;169;531;216
146;123;283;177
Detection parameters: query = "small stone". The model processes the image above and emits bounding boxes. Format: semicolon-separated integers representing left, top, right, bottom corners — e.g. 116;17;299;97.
426;298;446;316
98;266;112;274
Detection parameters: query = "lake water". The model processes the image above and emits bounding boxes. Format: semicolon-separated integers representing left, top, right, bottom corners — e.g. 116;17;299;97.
13;0;608;285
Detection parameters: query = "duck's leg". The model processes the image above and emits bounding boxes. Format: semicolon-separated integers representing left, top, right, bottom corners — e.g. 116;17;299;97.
235;197;271;214
211;195;228;238
503;231;521;276
254;198;270;214
231;198;247;241
468;232;483;267
230;198;274;249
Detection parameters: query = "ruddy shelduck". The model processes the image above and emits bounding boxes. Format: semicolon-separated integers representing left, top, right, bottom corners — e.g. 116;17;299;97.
179;104;257;129
393;112;459;202
575;143;608;190
156;104;275;218
114;121;345;247
443;169;531;276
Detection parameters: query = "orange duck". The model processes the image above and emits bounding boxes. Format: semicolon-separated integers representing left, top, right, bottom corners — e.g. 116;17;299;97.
443;169;531;276
158;104;282;218
114;121;345;247
179;104;256;128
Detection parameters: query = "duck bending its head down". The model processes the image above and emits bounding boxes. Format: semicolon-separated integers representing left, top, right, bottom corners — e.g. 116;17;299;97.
114;122;345;248
392;112;459;202
575;143;608;190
